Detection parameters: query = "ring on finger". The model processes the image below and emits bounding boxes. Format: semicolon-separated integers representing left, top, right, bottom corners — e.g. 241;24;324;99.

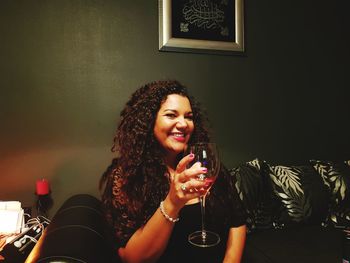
181;183;187;192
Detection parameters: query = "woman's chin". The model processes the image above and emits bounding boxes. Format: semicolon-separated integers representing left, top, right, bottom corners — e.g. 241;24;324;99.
167;145;186;156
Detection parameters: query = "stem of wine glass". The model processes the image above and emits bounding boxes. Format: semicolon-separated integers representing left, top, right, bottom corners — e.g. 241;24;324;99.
200;195;206;241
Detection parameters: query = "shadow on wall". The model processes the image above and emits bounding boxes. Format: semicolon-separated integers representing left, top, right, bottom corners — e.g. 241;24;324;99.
0;145;112;217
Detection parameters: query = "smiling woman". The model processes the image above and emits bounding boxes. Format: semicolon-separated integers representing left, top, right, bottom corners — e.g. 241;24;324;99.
100;80;247;263
153;94;194;165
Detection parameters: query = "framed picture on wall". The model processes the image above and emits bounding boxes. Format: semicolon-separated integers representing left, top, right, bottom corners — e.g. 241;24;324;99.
158;0;244;55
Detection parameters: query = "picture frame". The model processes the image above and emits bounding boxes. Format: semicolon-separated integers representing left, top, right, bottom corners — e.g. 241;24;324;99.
159;0;244;55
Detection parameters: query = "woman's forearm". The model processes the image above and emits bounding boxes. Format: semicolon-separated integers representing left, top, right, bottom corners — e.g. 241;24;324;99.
223;225;247;263
118;198;180;263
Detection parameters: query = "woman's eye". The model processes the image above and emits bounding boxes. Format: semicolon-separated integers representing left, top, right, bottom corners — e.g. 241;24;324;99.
165;113;176;118
186;115;194;120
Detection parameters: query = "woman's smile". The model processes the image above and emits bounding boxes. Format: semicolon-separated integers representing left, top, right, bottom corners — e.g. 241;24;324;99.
170;132;186;142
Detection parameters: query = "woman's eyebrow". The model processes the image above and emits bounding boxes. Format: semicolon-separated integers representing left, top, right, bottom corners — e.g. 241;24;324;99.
162;109;193;114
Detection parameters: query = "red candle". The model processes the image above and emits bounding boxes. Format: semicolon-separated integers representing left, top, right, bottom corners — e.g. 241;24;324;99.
36;179;50;195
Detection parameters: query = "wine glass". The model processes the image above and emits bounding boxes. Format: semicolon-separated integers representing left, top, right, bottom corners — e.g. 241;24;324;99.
186;142;221;247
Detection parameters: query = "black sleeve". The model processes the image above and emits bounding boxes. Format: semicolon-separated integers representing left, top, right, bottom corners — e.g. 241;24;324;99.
210;165;247;228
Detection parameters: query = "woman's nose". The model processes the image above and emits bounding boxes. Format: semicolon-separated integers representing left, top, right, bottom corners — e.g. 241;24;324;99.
176;117;188;128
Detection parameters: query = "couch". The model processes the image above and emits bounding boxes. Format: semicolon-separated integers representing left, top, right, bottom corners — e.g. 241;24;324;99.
25;159;350;263
233;158;350;262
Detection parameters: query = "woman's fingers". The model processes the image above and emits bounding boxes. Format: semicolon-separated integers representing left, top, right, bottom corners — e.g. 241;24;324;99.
180;178;208;194
176;153;194;173
169;154;210;203
177;162;207;183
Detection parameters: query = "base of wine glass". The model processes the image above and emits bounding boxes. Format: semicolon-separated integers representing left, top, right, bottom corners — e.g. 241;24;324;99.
188;230;220;248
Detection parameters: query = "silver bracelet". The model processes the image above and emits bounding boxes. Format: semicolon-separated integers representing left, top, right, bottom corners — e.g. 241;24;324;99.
159;201;179;223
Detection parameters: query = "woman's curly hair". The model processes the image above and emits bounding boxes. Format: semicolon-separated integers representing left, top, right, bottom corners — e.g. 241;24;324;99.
101;80;210;224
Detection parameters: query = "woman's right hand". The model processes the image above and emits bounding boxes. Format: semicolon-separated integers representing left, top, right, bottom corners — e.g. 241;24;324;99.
163;153;209;217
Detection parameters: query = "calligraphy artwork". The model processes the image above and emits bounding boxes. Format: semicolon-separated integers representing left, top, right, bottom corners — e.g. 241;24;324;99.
172;0;235;42
159;0;244;54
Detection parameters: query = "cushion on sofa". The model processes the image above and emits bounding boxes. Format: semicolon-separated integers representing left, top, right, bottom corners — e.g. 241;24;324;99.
310;160;350;228
266;164;330;228
230;159;274;232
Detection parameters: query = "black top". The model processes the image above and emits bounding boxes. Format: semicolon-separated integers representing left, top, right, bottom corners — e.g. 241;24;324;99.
103;165;246;262
158;202;232;263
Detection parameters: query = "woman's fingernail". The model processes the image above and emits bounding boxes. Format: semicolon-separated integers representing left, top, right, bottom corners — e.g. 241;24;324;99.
202;167;207;172
189;153;194;158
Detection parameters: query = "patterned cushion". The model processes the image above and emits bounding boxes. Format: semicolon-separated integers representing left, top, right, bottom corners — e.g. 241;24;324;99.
310;160;350;227
230;159;274;232
266;164;330;228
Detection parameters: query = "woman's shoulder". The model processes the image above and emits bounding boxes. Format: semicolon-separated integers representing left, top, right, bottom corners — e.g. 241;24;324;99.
217;164;231;182
211;164;238;198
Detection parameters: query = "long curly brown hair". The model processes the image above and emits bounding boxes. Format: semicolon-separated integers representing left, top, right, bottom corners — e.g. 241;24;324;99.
101;80;210;223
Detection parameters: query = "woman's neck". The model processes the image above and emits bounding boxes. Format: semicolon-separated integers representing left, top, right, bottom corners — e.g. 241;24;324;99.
163;154;177;171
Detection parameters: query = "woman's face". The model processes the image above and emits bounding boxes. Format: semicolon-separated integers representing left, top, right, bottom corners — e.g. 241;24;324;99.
153;94;194;159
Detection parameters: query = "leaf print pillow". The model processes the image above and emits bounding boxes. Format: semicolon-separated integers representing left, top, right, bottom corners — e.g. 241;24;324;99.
266;164;330;228
310;160;350;228
230;159;275;233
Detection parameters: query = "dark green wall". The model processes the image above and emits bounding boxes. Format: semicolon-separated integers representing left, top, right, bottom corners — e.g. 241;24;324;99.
1;0;349;215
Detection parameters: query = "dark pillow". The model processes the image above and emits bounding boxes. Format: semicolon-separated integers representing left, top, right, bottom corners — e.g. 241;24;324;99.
266;164;330;228
230;159;274;232
310;160;350;228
